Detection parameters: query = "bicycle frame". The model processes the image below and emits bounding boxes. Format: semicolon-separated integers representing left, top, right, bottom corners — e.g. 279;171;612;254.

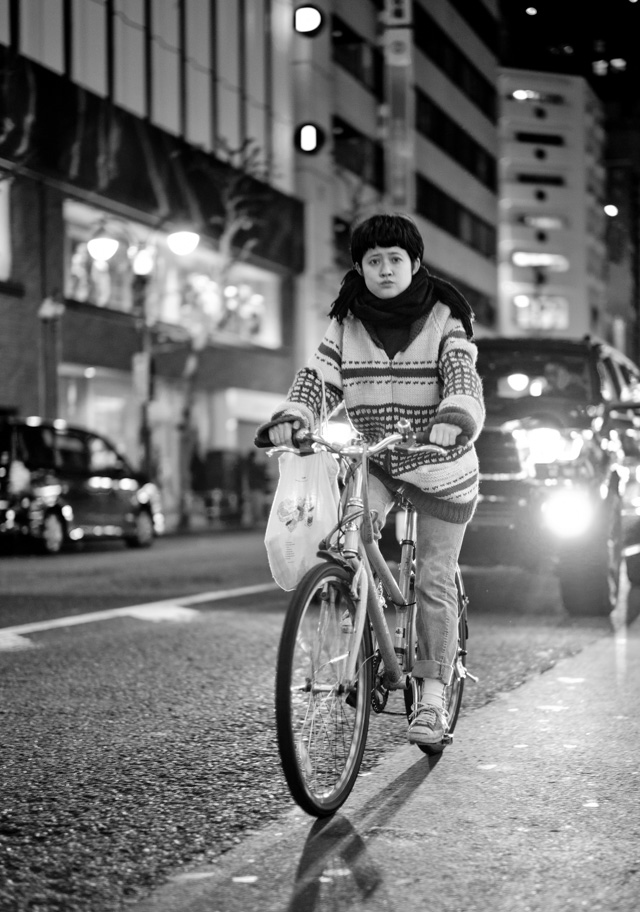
336;457;416;694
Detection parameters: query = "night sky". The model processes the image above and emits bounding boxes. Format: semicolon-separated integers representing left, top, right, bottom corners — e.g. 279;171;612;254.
499;0;640;105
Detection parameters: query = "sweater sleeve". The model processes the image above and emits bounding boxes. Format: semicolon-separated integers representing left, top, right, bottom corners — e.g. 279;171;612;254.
269;319;345;431
434;313;485;441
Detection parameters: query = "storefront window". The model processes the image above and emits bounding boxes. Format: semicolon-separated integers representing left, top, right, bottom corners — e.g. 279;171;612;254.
63;200;282;349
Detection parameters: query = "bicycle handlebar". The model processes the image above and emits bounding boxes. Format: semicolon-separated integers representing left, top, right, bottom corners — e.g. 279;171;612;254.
266;420;469;458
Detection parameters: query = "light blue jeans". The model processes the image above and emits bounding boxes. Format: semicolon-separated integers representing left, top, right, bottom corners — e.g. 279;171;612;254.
368;475;467;685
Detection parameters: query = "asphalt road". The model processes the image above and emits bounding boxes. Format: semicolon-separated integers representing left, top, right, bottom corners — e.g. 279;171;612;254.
134;617;640;912
0;532;635;912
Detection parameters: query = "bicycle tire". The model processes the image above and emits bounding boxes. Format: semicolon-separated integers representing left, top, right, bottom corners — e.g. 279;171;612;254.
404;567;468;755
275;562;374;817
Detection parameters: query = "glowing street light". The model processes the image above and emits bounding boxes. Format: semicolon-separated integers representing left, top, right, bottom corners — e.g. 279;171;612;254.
87;235;119;262
294;6;323;35
167;230;200;256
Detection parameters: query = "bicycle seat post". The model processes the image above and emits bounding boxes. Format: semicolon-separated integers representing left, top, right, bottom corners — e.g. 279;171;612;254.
397;504;416;603
396;503;417;673
342;461;364;558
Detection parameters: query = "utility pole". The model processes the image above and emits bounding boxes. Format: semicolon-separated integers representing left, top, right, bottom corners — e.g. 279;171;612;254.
382;0;415;211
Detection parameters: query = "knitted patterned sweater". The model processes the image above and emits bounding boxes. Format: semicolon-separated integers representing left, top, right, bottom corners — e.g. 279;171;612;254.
271;302;485;523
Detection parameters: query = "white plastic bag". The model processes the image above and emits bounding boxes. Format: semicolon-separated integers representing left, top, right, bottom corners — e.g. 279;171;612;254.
265;450;340;591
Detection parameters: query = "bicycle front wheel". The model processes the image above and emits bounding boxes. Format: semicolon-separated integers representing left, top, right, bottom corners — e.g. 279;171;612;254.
275;562;373;817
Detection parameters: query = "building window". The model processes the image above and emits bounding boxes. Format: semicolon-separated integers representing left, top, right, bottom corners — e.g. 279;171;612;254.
415;89;497;191
413;5;497;123
515;132;565;146
446;0;500;55
517;174;565;186
425;260;496;328
331;15;383;99
333;217;352;271
415;174;496;261
63;200;282;350
517;214;566;229
333;117;385;190
512;294;569;331
509;89;565;106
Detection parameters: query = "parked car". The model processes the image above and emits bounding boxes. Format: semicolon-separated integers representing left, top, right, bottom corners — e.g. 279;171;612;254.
464;335;640;616
0;416;165;554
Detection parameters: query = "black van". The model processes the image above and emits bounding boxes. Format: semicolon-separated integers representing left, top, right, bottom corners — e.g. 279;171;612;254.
0;416;164;553
466;335;640;616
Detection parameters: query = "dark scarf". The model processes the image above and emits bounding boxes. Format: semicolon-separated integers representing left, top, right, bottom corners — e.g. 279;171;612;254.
328;265;475;339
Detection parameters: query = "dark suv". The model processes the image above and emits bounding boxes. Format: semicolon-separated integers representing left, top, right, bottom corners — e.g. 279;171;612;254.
0;416;165;554
462;336;640;617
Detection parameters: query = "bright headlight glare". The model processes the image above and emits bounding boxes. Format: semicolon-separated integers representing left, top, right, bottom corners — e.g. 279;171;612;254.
541;489;594;537
514;427;584;464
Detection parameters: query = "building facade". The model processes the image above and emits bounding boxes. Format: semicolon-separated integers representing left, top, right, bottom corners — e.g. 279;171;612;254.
498;67;629;345
0;0;501;527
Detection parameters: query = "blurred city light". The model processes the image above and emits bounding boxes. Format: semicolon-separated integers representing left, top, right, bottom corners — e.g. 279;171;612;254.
604;204;619;217
512;251;570;270
132;246;155;275
541;488;595;537
507;373;529;392
520;214;565;229
167;230;200;256
295;123;325;153
87;235;119;261
294;6;323;35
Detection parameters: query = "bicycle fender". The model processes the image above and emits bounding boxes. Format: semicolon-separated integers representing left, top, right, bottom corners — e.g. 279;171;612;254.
316;549;352;571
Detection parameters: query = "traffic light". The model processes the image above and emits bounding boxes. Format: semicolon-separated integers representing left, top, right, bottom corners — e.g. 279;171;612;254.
294;123;325;154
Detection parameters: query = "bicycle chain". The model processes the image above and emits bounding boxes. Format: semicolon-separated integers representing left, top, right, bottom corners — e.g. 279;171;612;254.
371;650;390;713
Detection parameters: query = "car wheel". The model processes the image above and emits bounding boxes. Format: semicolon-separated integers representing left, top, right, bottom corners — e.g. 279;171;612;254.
125;510;154;548
557;493;622;617
41;512;66;555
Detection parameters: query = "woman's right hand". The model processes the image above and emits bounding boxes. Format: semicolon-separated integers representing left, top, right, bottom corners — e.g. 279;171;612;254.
268;421;300;447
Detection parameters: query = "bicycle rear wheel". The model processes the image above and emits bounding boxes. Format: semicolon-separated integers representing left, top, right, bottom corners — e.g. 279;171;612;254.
275;562;373;817
404;566;468;755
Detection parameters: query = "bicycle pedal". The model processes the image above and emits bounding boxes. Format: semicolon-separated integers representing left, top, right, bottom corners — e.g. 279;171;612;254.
442;733;454;745
464;670;479;683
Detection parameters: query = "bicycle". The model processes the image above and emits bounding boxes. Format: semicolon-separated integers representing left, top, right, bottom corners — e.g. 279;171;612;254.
268;419;475;817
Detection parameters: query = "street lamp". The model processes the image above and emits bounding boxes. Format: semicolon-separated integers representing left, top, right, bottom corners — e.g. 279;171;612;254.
166;230;200;256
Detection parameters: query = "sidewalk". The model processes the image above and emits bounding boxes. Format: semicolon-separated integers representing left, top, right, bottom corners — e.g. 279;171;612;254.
132;615;640;912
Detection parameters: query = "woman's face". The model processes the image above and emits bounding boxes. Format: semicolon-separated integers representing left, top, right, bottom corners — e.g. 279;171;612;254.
359;246;420;299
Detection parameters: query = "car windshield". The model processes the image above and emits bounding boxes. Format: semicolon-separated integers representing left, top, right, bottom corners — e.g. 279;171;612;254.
477;350;594;401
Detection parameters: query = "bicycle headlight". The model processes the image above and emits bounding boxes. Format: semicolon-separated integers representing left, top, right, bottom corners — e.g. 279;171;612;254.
540;488;595;537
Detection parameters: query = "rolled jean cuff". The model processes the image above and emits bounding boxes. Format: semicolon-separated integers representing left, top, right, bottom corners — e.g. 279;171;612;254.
412;659;455;685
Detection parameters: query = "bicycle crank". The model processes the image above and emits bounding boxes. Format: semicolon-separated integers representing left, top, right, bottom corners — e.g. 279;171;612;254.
371;651;390;712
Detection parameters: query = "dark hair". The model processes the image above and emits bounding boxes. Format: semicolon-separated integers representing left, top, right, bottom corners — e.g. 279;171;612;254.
350;213;424;265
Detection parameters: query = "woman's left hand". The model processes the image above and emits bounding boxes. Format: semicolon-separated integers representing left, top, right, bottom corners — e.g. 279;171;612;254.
428;422;463;447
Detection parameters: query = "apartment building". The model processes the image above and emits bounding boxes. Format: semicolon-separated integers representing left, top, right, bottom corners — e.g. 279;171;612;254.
0;0;500;525
498;68;612;341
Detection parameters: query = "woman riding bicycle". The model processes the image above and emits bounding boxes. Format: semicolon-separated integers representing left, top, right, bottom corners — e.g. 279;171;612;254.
256;213;485;747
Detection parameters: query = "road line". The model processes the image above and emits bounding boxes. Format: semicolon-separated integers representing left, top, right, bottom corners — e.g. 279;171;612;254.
0;582;279;638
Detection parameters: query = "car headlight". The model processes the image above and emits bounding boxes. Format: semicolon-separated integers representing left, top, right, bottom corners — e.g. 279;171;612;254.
513;428;585;465
540;488;595;537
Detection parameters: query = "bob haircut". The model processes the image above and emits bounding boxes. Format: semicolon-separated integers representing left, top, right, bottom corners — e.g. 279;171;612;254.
350;213;424;266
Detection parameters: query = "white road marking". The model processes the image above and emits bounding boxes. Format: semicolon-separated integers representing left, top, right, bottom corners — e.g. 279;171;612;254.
0;582;279;651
